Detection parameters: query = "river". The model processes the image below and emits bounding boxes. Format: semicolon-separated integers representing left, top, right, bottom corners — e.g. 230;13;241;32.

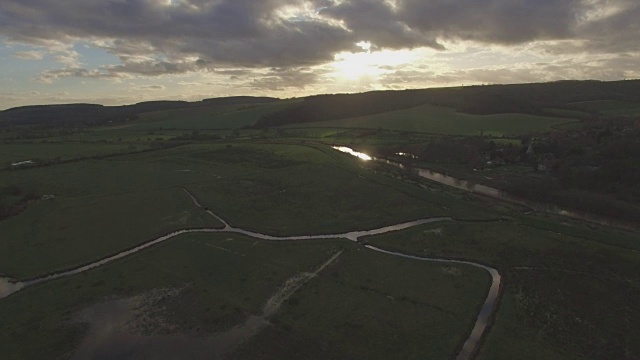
335;145;632;228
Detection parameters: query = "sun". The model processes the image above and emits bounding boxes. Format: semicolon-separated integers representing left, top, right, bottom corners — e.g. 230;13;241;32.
332;42;416;80
333;52;384;80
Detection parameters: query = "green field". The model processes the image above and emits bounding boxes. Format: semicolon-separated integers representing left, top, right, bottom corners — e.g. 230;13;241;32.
184;143;504;235
128;100;299;130
233;244;488;360
0;233;488;360
0;188;221;278
0;142;148;164
0;142;500;277
570;100;640;116
365;217;640;360
284;103;576;136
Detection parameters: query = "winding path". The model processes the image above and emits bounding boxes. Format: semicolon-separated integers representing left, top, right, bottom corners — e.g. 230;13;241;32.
365;246;501;360
0;188;503;360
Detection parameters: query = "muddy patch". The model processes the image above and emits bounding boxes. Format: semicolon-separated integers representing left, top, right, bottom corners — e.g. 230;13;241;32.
69;251;342;360
71;287;192;360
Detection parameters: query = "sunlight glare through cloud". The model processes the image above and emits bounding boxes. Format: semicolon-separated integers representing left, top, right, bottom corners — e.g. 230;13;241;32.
332;44;415;80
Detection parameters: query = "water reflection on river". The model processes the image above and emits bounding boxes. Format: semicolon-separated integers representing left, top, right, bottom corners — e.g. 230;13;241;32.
332;146;372;161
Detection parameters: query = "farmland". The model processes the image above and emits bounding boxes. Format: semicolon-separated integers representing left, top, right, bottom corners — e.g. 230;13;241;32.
127;100;299;130
284;103;576;136
365;218;640;359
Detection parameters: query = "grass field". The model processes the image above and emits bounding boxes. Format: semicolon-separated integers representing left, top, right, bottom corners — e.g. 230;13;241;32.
284;104;576;136
569;100;640;117
365;216;640;360
233;245;489;360
0;144;259;277
0;233;488;360
0;145;253;197
0;142;501;277
185;143;504;235
128;100;299;130
0;188;222;278
0;142;147;164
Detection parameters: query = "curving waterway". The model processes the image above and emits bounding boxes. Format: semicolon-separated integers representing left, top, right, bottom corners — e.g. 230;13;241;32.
0;188;502;360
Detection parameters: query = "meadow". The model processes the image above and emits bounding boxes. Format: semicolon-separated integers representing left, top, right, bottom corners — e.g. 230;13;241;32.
0;141;501;278
284;103;577;136
0;233;488;360
365;215;640;360
0;142;148;165
0;188;222;278
569;100;640;117
128;100;298;130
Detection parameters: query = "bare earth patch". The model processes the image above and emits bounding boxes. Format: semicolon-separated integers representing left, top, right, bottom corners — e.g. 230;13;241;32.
69;251;342;360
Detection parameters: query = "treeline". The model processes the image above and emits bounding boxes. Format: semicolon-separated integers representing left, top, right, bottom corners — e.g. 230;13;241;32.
377;118;640;223
200;96;278;105
504;177;640;224
494;125;640;222
552;128;640;199
430;80;640;115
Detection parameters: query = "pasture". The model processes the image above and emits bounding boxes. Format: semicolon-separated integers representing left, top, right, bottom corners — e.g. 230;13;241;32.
0;141;501;278
0;142;146;165
128;100;298;130
284;103;576;136
0;233;488;360
365;216;640;360
569;100;640;117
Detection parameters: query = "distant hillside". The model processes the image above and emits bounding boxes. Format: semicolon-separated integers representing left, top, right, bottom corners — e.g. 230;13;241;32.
3;80;639;129
0;96;279;128
200;96;279;105
256;90;432;128
255;80;640;128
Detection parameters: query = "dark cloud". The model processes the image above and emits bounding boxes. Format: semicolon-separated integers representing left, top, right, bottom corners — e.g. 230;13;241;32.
576;1;640;53
35;68;121;83
319;0;444;50
396;0;581;44
1;0;638;83
0;0;352;69
249;67;323;91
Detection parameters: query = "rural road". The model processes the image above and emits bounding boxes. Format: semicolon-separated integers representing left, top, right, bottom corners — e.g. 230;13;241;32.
0;188;502;360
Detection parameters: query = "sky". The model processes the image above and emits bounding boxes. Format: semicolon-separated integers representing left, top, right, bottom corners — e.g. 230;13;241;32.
1;0;639;110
